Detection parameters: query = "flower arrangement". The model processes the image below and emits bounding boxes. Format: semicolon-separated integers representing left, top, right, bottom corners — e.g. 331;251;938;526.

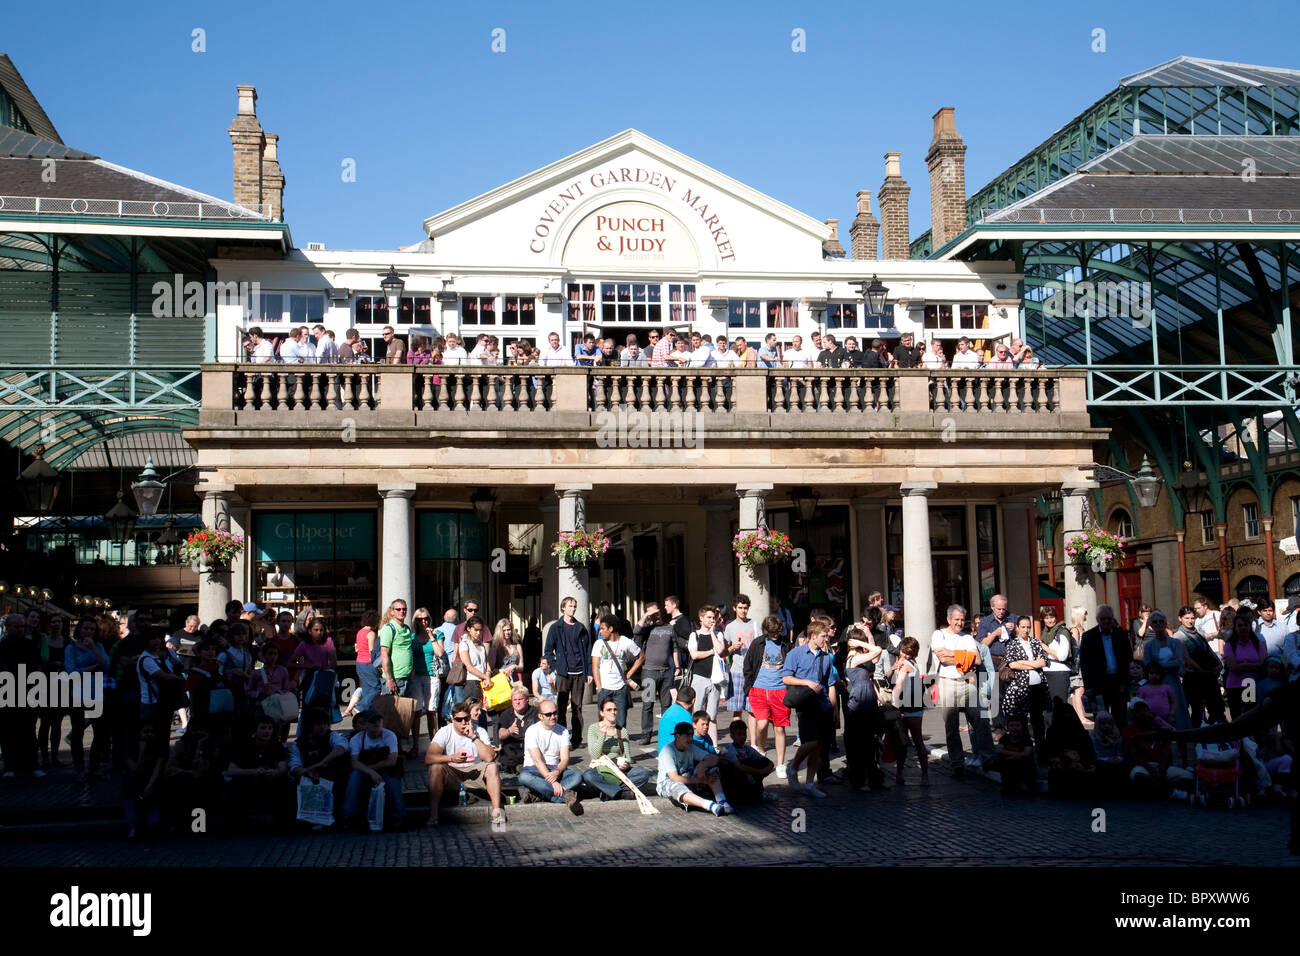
1065;528;1124;573
180;527;246;569
733;528;793;569
551;528;610;567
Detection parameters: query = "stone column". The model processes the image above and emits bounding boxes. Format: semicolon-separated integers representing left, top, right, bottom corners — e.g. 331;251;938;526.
379;484;416;612
850;497;885;614
1000;497;1036;617
1153;539;1180;616
736;484;773;621
539;500;558;627
901;483;938;666
556;484;592;629
198;484;235;624
229;503;250;606
704;500;735;608
1061;484;1099;628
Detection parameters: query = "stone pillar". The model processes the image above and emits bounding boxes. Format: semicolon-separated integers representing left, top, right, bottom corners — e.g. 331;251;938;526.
1061;484;1099;628
901;483;938;666
539;500;558;625
850;497;885;614
556;484;592;629
198;484;235;624
736;484;773;621
379;484;416;612
229;503;250;606
1000;497;1036;617
1152;539;1180;616
704;500;735;608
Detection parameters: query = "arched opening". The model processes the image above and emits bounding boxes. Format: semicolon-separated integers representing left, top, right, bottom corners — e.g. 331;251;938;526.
1110;508;1133;540
1235;575;1270;603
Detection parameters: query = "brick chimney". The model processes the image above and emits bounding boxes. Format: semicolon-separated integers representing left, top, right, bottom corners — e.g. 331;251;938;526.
228;85;265;214
926;106;968;251
261;132;285;221
822;218;846;258
877;152;911;260
849;189;879;260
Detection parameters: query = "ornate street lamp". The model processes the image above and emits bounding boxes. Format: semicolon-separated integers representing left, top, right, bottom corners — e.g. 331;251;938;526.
19;445;61;514
379;265;408;319
852;275;889;317
790;486;820;523
471;488;496;524
130;457;167;517
1085;456;1164;509
104;491;138;544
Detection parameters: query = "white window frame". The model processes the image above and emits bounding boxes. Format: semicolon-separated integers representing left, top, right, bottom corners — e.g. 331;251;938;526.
255;291;327;326
1200;511;1215;545
1243;502;1260;540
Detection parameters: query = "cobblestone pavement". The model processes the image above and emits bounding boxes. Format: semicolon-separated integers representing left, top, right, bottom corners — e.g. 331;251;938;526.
2;704;1297;867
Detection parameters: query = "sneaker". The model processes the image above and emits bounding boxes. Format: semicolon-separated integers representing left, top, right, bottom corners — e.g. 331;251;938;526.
708;801;725;816
773;764;787;779
563;789;583;816
490;808;507;831
785;767;801;791
804;784;827;798
719;801;737;815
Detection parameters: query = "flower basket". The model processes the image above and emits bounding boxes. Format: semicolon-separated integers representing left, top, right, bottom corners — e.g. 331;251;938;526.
551;528;610;568
733;528;793;569
1064;529;1124;574
181;527;245;572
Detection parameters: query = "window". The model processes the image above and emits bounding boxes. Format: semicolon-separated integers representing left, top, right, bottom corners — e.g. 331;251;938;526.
1291;495;1300;531
1243;502;1260;539
461;295;497;326
600;282;661;324
1112;509;1133;540
825;302;858;329
1200;511;1214;545
728;299;763;329
767;300;798;328
502;296;536;326
566;283;596;324
668;284;696;325
925;302;987;332
355;295;431;325
257;292;325;325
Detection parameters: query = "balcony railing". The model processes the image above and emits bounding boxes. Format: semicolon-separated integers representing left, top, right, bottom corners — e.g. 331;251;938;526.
202;365;1090;433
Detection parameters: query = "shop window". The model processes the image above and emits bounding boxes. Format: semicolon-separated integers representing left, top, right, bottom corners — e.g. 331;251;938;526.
415;511;491;617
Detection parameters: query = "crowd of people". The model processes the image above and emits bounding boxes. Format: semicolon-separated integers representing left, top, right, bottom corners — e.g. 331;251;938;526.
3;587;1295;839
240;324;1044;372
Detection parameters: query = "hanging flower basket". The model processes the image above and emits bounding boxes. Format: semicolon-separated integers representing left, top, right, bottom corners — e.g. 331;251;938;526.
1064;529;1124;574
552;528;610;568
181;527;245;572
733;528;793;569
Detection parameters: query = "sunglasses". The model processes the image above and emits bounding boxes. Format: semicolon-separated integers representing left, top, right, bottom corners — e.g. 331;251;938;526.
452;716;472;723
540;711;557;717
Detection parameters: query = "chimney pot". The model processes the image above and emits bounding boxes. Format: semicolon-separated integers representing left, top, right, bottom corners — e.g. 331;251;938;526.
884;151;902;180
236;85;258;117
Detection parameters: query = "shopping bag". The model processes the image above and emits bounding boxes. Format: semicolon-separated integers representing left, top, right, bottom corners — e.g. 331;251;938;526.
366;781;385;832
482;673;513;712
296;779;335;826
261;692;300;723
371;693;418;740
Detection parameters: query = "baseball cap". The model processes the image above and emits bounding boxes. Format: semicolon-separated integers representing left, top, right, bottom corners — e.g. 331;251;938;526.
241;601;263;614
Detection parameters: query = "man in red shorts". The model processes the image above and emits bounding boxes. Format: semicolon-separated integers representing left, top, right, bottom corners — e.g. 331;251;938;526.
743;615;792;777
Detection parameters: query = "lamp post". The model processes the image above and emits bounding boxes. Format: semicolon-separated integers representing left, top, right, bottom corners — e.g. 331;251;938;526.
379;265;408;322
130;457;167;517
471;488;496;524
105;491;138;545
1085;456;1164;510
19;445;61;515
852;275;889;317
790;486;819;523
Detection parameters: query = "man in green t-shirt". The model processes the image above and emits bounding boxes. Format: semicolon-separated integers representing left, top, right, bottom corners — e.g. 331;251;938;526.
378;601;414;696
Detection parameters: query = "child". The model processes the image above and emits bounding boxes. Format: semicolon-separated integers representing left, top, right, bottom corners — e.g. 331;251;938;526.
1136;662;1176;725
531;656;556;704
719;719;777;804
993;714;1037;795
691;711;717;755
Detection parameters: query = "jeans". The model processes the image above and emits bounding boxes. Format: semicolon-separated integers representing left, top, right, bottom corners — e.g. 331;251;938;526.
518;766;582;802
582;765;651;800
342;770;406;827
1185;672;1226;727
356;662;382;713
939;677;996;767
639;669;673;738
597;686;630;729
441;683;465;720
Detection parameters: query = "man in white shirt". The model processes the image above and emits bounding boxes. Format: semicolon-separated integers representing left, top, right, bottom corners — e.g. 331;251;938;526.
592;614;644;730
280;329;302;364
714;340;743;368
1193;597;1220;639
466;333;489;363
425;700;505;827
686;331;716;367
246;327;274;363
781;334;815;369
540;331;571;366
443;333;469;366
619;334;649;367
931;604;995;777
313;324;338;363
342;710;407;830
951;336;981;369
518;702;584;813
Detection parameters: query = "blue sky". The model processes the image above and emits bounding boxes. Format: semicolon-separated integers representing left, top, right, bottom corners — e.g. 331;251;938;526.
7;0;1299;250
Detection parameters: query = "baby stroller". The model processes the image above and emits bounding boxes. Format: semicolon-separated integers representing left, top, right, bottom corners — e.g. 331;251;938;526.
1189;741;1249;808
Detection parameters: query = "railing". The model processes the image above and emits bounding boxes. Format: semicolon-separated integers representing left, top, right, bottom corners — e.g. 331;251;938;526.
1086;366;1300;406
981;206;1300;225
204;365;1089;427
0;366;202;411
0;195;272;220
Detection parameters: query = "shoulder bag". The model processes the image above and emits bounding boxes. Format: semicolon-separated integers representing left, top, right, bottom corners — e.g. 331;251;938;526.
783;653;830;713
